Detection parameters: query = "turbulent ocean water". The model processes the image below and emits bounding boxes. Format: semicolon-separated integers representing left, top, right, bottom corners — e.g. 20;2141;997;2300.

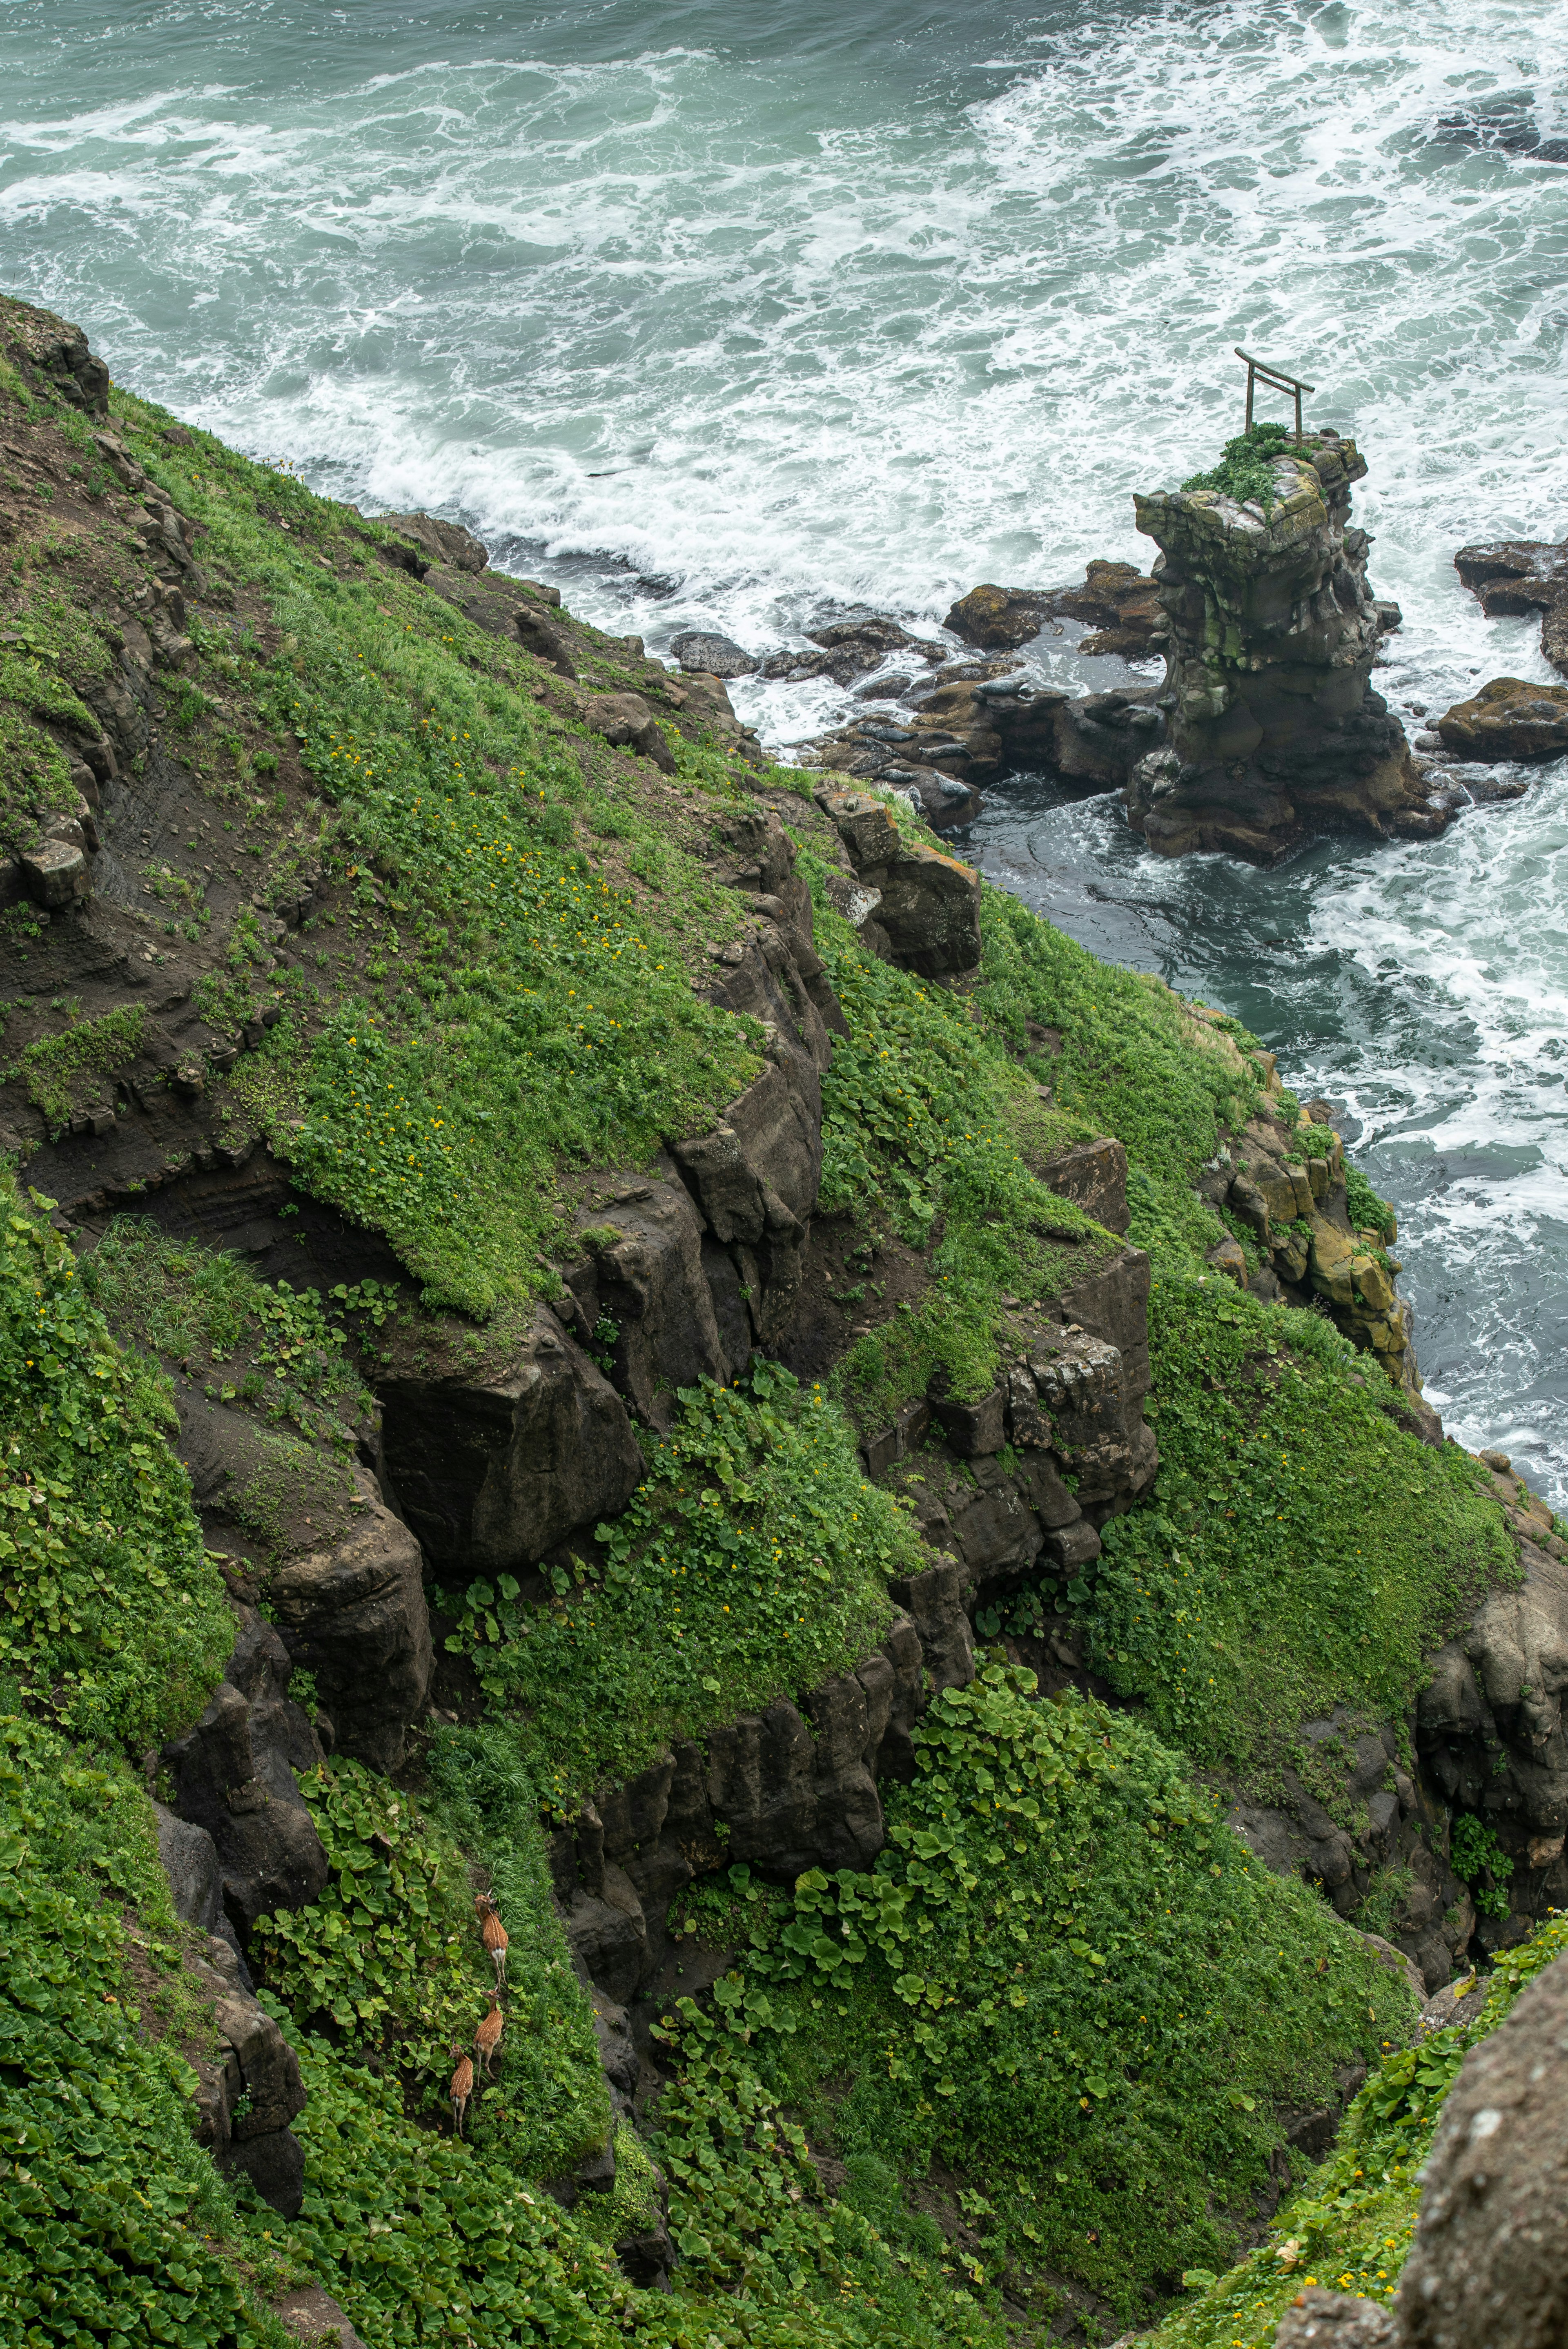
4;0;1566;1498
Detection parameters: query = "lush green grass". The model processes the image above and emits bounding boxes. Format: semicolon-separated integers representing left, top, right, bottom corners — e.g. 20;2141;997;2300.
1145;1914;1568;2348
1181;421;1302;512
804;872;1123;1420
0;1171;233;1751
1082;1276;1516;1785
667;1663;1414;2336
101;388;780;1318
446;1364;915;1803
0;1709;291;2349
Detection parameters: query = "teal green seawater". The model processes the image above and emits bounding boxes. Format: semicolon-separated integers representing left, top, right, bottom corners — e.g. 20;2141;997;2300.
3;0;1566;1493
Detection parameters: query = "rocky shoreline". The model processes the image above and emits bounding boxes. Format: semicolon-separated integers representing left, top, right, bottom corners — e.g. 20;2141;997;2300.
4;294;1567;2348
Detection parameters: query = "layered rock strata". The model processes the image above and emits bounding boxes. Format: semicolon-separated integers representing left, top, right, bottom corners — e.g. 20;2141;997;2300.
1453;533;1568;678
1130;435;1449;860
547;1220;1161;2006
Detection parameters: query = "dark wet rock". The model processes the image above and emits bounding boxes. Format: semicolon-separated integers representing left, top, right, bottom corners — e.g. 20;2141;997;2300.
1396;1950;1568;2348
1130;436;1449;861
1454;535;1568;679
761;618;944;687
375;510;489;575
670;629;757;677
381;1306;643;1575
1436;675;1568;761
944;561;1164;658
267;1482;433;1772
162;1608;329;1939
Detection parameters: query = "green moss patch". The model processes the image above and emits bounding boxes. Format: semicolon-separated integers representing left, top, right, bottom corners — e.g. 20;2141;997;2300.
1082;1277;1517;1778
668;1663;1413;2335
0;1174;232;1750
447;1364;914;1801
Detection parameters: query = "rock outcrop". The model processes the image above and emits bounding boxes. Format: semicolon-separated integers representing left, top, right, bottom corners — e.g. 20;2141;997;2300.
1435;675;1568;761
161;1608;329;1940
1196;1098;1427;1399
382;1306;645;1574
547;1227;1161;2010
1130;435;1452;860
812;784;982;974
152;1799;309;2215
1454;535;1568;679
1393;1949;1568;2347
670;629;756;678
0;293;110;418
1419;1513;1568;1923
943;561;1165;659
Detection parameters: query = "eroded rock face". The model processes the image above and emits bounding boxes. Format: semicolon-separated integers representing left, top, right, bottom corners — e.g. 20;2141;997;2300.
1454;536;1568;680
1396;1950;1568;2348
1419;1538;1568;1879
1131;436;1450;860
1436;676;1568;762
381;1306;643;1573
267;1476;433;1772
0;294;110;417
161;1609;329;1937
815;784;982;974
548;1618;932;1999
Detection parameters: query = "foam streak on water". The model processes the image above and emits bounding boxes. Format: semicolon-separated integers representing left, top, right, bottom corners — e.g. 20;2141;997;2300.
3;0;1567;1494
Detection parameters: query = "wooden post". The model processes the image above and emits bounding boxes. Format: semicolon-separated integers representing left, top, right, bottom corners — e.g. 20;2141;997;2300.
1234;349;1315;444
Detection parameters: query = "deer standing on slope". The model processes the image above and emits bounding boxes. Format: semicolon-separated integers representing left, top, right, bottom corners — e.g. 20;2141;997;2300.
474;1995;505;2077
450;2044;474;2137
475;1891;508;1989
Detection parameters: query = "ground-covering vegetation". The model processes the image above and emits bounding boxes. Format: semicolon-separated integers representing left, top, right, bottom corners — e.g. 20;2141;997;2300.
94;388;777;1319
669;1664;1413;2334
0;1171;232;1749
0;330;1536;2349
1083;1275;1515;1778
0;1709;288;2349
1180;420;1303;512
1143;1913;1568;2348
448;1363;913;1800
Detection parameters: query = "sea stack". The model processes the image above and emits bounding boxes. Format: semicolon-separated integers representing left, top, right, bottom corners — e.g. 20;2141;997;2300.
1128;433;1450;860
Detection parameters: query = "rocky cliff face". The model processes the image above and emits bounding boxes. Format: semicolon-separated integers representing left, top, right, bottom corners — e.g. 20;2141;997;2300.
1130;435;1450;861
